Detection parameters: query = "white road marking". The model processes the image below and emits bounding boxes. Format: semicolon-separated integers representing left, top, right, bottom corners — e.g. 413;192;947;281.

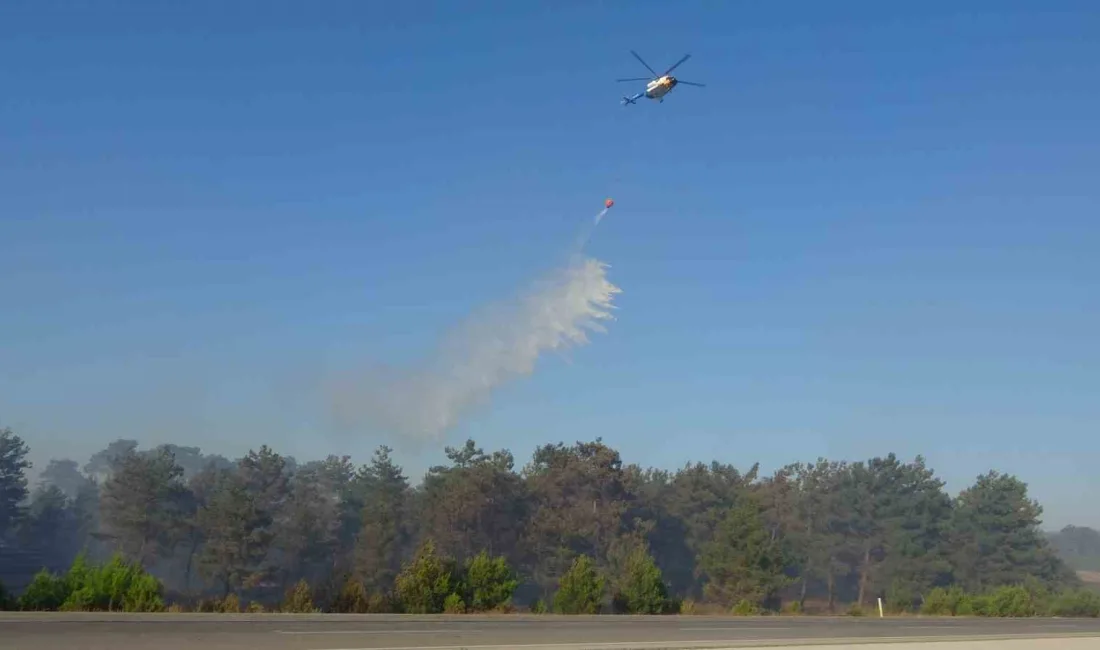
310;633;1100;650
276;629;475;635
678;627;793;631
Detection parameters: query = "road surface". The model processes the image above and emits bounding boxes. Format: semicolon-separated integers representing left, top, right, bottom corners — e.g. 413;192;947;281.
1;613;1098;650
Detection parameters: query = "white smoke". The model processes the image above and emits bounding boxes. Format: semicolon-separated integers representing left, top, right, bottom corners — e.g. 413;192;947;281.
329;256;621;445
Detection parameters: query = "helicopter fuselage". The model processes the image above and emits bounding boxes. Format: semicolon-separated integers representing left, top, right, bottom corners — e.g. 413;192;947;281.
645;76;677;99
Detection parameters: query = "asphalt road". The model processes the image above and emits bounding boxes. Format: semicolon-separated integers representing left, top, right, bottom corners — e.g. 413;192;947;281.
1;613;1099;650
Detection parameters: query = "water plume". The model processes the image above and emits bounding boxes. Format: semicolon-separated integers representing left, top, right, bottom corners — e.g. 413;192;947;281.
329;255;621;446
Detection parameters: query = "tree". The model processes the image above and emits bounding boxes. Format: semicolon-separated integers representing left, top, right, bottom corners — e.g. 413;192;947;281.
832;454;953;608
699;496;789;609
18;485;82;570
39;459;88;500
1048;526;1100;572
613;544;673;614
84;439;138;480
879;457;954;610
950;471;1074;592
229;445;291;585
553;554;605;614
0;427;31;540
197;469;270;595
98;447;189;567
417;440;528;564
277;462;341;588
785;459;849;611
521;440;630;596
464;550;519;612
394;538;458;614
659;460;760;597
354;446;410;593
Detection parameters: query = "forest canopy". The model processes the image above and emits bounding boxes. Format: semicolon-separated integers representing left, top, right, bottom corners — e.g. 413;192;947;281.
0;426;1088;614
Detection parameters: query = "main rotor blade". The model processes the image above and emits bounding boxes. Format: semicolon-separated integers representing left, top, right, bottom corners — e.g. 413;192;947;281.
677;80;706;87
631;50;658;77
616;77;652;82
663;53;692;75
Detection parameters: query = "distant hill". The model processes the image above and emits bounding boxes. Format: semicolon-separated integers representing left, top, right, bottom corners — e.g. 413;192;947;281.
1048;525;1100;572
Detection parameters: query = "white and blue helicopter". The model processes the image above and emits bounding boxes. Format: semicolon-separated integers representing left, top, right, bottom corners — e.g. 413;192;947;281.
617;50;706;106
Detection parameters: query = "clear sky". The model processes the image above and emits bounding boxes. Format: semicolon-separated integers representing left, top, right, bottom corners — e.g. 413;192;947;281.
2;1;1098;529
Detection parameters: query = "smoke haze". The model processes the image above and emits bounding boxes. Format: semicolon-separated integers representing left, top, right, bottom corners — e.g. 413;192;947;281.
330;255;621;446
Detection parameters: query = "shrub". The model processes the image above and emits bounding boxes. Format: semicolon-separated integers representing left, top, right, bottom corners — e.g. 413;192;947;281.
988;585;1038;618
784;600;804;615
614;547;674;614
464;551;519;613
123;573;165;612
680;598;698;615
331;577;370;614
553;555;605;615
199;594;241;613
443;593;466;614
18;570;68;611
166;603;186;613
221;593;242;613
56;553;165;612
961;594;991;617
732;599;760;616
846;603;865;617
530;598;548;614
886;580;921;613
246;600;266;613
367;593;394;613
1050;590;1100;618
282;579;318;613
394;538;459;614
922;587;967;616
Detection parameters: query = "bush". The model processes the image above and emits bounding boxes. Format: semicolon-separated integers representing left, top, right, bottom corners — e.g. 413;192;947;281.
16;554;164;613
784;600;803;615
123;573;165;612
367;593;394;613
18;570;68;611
198;594;241;613
282;579;318;613
680;598;698;615
961;594;991;616
331;577;370;613
246;600;266;613
221;593;241;613
846;603;865;617
886;580;921;613
464;551;519;612
613;547;674;614
394;538;459;614
59;553;165;612
443;593;466;614
732;599;760;616
530;598;548;614
1049;590;1100;618
553;555;605;615
988;585;1039;618
922;587;967;616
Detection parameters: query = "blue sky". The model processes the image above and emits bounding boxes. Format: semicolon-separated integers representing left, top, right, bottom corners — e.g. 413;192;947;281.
2;1;1098;528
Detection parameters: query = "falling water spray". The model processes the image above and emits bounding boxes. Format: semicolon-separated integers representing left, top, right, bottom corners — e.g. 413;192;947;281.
328;206;621;447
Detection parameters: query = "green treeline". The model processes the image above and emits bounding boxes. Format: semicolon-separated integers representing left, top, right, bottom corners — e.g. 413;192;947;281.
0;426;1096;615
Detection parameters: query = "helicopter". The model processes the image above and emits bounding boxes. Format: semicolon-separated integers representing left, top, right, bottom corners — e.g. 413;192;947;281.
617;50;705;106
